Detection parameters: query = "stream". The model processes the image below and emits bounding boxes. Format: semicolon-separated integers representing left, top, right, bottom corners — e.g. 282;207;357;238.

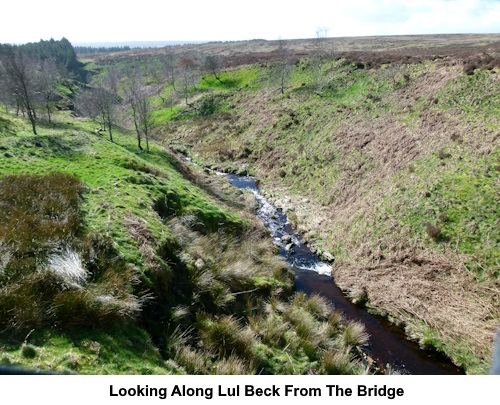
186;156;464;374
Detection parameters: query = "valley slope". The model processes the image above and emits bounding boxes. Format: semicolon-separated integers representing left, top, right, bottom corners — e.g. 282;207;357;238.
150;35;500;374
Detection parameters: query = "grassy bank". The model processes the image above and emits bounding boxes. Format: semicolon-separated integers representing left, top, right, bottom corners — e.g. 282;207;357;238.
157;56;499;374
0;110;371;374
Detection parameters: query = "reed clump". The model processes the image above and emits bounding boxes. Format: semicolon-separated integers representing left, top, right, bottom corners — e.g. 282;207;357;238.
0;174;142;335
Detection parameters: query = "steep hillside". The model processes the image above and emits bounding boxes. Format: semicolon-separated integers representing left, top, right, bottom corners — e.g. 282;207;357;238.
0;110;371;375
157;51;499;373
2;34;498;375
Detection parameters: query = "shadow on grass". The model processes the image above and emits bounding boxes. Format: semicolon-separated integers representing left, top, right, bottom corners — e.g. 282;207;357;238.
15;135;88;158
38;119;77;131
0;116;17;136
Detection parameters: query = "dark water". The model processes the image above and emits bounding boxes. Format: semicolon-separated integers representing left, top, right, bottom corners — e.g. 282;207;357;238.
226;174;464;375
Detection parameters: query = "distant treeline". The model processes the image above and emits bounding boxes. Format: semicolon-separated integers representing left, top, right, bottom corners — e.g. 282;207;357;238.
0;38;85;82
0;37;91;134
74;46;132;55
19;38;82;74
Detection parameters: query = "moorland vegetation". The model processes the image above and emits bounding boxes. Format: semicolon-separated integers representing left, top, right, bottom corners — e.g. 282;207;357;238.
0;34;499;374
0;37;376;375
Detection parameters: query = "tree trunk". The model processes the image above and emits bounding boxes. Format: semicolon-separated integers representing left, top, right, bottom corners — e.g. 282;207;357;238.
46;103;52;124
135;125;142;149
30;120;37;135
107;115;113;142
171;67;177;91
24;99;37;135
132;107;142;150
27;110;37;135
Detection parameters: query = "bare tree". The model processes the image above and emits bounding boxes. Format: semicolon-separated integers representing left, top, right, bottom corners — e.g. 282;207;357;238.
124;72;144;150
74;88;98;124
124;70;155;152
156;57;181;108
0;46;40;134
0;67;14;113
203;55;224;83
136;91;154;153
315;27;330;56
270;39;294;95
308;27;332;95
310;58;329;95
57;65;76;94
37;59;60;124
105;65;120;94
177;57;200;107
146;55;179;108
162;52;180;111
381;64;410;88
75;87;119;142
164;51;177;92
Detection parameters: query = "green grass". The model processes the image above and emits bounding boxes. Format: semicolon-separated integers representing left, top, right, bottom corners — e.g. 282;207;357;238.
199;67;260;91
0;110;253;373
0;112;245;264
152;105;193;125
380;147;500;277
0;326;175;374
156;57;500;374
151;68;261;126
292;59;396;110
0;107;372;375
435;70;500;125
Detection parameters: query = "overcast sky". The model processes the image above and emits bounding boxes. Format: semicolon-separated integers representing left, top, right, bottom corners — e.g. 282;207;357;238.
1;0;499;44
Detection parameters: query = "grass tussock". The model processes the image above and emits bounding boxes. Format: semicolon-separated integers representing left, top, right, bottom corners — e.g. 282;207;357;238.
174;346;210;374
0;56;387;373
186;293;371;374
321;349;365;375
20;344;38;359
0;173;142;335
212;354;254;375
249;293;370;374
166;215;293;309
138;206;367;375
0;173;84;258
198;314;257;359
160;52;499;373
339;322;370;348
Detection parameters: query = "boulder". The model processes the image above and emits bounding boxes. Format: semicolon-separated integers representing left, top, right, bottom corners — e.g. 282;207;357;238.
322;251;335;262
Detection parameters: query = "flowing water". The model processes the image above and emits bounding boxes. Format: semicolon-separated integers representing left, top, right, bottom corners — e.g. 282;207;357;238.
226;173;464;375
183;155;463;374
